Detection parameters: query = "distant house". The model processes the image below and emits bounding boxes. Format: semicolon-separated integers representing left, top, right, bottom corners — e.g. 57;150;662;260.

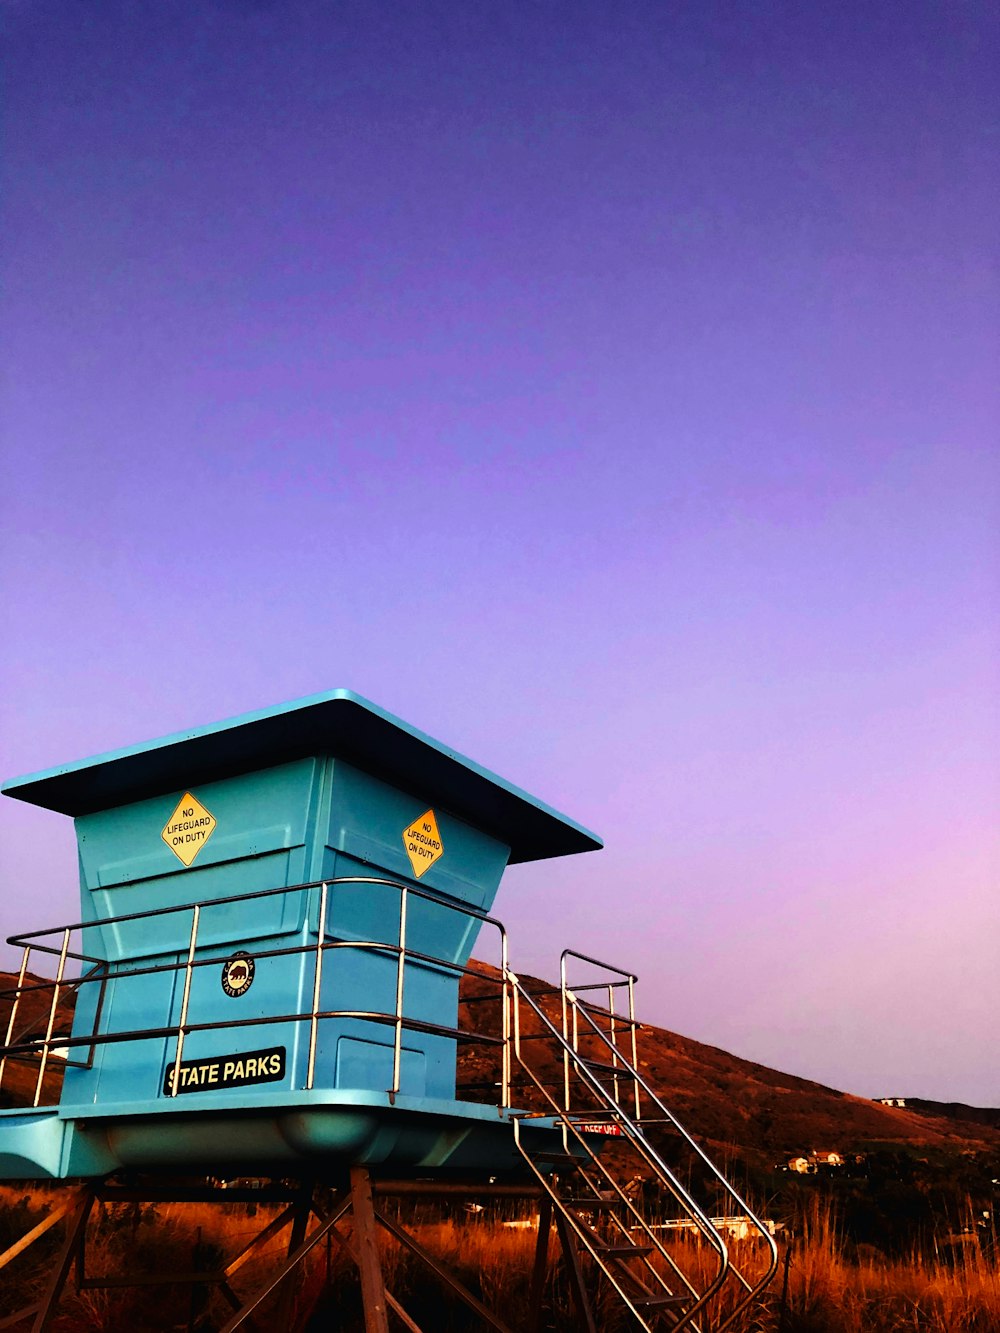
784;1151;845;1174
812;1150;845;1169
876;1096;907;1107
648;1216;785;1241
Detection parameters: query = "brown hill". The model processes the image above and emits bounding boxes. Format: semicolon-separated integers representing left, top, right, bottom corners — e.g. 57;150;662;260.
623;1020;1000;1163
902;1097;1000;1132
457;963;1000;1167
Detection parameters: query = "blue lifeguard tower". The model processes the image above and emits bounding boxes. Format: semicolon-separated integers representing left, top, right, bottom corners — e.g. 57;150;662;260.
0;692;776;1332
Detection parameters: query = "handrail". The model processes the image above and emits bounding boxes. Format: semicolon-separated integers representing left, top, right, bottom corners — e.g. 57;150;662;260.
560;949;640;1117
566;990;780;1329
0;876;508;1110
508;963;780;1332
513;1113;705;1329
559;948;637;984
509;988;708;1325
5;936;494;1009
6;874;505;949
508;968;731;1333
2;1008;507;1064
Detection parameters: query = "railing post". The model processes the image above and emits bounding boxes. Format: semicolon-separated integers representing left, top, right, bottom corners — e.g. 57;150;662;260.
511;969;522;1062
388;884;408;1102
169;904;201;1098
306;882;328;1091
500;929;510;1110
560;954;572;1114
34;930;71;1107
606;981;622;1106
0;945;31;1093
627;973;640;1120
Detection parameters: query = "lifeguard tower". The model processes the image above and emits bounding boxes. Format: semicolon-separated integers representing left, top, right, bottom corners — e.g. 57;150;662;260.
0;691;776;1331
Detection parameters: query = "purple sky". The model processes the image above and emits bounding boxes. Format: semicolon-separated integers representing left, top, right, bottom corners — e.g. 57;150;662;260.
2;1;997;1105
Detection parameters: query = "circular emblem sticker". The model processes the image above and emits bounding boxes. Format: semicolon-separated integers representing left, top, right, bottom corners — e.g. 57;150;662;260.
221;952;255;998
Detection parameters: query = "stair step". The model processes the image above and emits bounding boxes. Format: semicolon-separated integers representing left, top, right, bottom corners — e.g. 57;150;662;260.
616;1278;690;1311
575;1001;640;1026
631;1293;690;1311
561;1197;622;1210
580;1058;632;1077
529;1149;583;1165
595;1242;653;1258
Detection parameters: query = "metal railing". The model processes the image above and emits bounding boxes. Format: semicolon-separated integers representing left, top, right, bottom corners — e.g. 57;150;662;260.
560;949;641;1118
0;876;509;1110
506;957;780;1333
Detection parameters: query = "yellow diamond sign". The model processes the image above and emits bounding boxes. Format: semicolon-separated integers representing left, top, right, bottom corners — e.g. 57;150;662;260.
402;808;443;879
162;792;217;866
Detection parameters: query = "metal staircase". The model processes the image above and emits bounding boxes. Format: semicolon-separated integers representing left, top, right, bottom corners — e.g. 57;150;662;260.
506;952;778;1332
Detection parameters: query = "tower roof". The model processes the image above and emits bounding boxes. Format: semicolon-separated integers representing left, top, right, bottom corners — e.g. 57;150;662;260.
1;690;602;865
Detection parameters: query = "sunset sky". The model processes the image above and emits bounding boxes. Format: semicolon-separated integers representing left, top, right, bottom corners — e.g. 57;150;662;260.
2;1;997;1104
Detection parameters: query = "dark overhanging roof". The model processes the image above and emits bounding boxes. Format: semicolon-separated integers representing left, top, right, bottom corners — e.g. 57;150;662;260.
1;689;603;865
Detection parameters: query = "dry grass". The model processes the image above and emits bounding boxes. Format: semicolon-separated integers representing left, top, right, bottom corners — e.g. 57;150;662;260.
760;1195;1000;1333
0;1186;325;1331
1;1185;998;1331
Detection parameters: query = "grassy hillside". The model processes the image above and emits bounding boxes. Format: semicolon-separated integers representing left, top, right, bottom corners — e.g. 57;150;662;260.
456;962;1000;1166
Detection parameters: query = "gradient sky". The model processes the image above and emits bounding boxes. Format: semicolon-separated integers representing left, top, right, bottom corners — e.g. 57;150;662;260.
2;1;997;1105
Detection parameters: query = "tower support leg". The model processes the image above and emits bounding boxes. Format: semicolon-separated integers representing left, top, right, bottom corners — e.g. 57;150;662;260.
350;1167;390;1333
553;1210;598;1333
33;1188;95;1333
273;1185;313;1332
528;1195;553;1333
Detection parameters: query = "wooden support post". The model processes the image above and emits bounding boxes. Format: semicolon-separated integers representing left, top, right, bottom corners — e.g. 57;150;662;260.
33;1188;95;1333
553;1210;598;1333
350;1167;390;1333
375;1207;516;1333
223;1203;300;1281
0;1303;42;1330
262;1189;309;1333
273;1186;312;1331
217;1193;352;1333
528;1196;553;1333
322;1220;424;1333
0;1191;85;1274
